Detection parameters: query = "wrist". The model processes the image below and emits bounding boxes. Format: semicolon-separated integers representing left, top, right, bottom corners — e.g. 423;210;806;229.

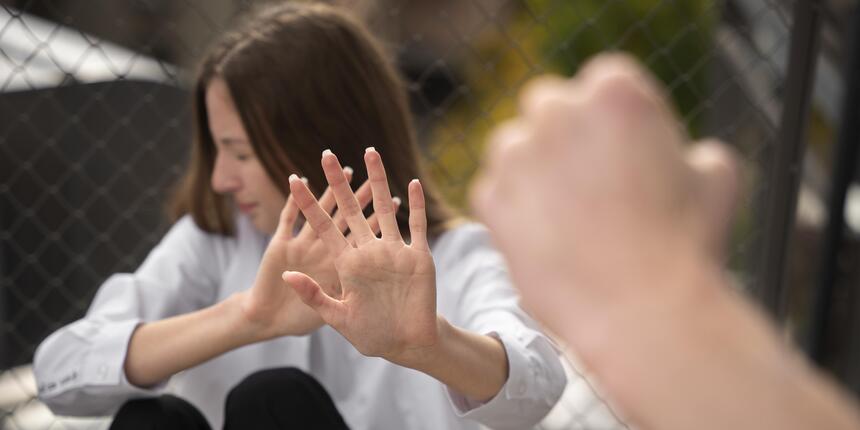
559;252;724;342
391;315;452;371
395;315;509;401
217;293;270;346
574;259;750;394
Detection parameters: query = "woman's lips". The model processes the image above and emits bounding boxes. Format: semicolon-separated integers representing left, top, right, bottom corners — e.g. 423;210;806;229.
237;202;258;213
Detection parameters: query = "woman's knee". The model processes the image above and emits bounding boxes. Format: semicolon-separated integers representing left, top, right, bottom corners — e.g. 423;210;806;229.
225;367;348;429
111;395;209;430
227;367;316;410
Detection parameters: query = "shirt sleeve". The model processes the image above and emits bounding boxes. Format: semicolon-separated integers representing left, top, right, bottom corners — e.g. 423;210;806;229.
439;225;567;430
33;216;228;416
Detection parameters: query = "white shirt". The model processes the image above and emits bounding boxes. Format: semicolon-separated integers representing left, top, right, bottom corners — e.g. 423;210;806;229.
33;215;566;430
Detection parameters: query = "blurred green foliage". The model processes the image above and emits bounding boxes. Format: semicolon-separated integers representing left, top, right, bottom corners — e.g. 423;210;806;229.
427;0;716;209
528;0;715;126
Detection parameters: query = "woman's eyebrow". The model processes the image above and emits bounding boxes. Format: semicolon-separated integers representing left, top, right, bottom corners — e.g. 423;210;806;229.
218;137;249;146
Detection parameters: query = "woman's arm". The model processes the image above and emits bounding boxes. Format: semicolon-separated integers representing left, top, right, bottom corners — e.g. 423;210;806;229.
123;295;252;388
122;192;312;387
387;315;509;402
126;177;383;387
34;217;227;415
123;290;316;387
430;227;568;426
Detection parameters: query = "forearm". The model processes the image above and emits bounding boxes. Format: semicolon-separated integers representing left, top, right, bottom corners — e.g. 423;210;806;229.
574;262;860;430
404;317;509;402
124;295;256;387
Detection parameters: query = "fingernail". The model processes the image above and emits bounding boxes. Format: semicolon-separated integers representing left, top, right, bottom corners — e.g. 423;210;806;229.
281;271;291;280
343;166;354;175
323;149;333;156
289;174;300;182
301;176;309;184
411;179;420;185
392;196;402;206
365;147;376;153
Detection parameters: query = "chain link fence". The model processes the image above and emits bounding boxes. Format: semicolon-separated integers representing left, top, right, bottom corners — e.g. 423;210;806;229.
0;0;849;428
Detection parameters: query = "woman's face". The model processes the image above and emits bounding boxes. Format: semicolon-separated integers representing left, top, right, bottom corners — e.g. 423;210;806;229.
206;77;286;235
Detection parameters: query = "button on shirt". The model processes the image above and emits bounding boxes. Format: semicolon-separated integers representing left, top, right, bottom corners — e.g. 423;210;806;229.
34;215;566;429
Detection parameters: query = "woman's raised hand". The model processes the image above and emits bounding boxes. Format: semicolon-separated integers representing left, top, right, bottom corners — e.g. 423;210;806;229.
284;148;439;367
239;168;399;341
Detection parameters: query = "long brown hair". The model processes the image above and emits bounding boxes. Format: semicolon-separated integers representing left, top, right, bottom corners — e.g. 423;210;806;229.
170;2;455;238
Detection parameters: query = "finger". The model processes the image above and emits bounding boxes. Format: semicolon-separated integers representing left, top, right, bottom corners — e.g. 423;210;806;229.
289;174;350;257
354;178;374;215
298;167;354;241
322;150;375;244
483;118;531;173
326;177;374;238
576;53;677;128
283;271;345;329
686;139;740;261
334;181;373;231
519;74;576;119
273;193;300;240
515;78;586;156
469;174;498;231
408;179;428;250
365;147;402;242
321;167;354;215
577;53;666;99
365;196;400;238
473;119;530;221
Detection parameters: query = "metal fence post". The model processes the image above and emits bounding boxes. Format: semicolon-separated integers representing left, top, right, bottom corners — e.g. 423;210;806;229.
807;4;860;365
755;0;822;317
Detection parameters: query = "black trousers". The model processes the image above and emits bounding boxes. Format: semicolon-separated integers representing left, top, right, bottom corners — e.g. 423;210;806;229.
110;367;350;430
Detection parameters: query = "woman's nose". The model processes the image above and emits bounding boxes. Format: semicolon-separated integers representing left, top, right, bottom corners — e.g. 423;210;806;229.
211;153;241;193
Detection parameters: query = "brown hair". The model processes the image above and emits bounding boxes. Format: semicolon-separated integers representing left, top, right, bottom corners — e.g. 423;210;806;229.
170;2;455;238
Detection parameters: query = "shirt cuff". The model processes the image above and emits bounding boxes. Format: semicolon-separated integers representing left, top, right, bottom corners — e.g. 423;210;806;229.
87;319;167;391
445;328;566;429
37;318;165;416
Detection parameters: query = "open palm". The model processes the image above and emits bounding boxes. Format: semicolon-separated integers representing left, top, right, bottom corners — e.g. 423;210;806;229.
240;170;391;341
285;148;439;366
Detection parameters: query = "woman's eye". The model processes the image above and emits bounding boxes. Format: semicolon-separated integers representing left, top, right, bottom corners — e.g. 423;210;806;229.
236;153;252;162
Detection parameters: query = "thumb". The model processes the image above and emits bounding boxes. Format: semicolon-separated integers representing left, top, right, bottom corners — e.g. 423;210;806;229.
282;271;345;328
686;139;740;261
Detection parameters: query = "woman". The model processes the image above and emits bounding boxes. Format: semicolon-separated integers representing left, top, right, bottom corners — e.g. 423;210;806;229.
33;3;565;429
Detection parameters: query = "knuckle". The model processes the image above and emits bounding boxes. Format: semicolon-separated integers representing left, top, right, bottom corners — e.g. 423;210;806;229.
530;91;575;120
590;74;653;118
520;74;568;112
310;218;332;233
409;221;426;233
581;52;641;80
374;200;395;214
